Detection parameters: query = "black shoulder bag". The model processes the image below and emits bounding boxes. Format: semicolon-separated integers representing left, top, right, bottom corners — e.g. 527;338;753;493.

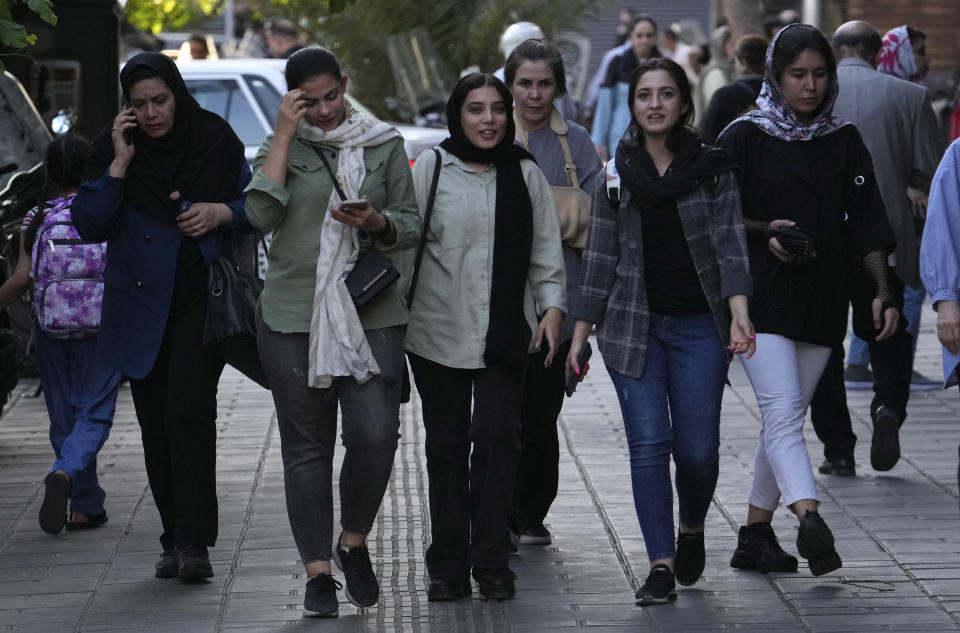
313;146;399;307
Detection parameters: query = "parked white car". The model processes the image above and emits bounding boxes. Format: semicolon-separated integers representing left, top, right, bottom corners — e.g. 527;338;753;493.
177;58;446;163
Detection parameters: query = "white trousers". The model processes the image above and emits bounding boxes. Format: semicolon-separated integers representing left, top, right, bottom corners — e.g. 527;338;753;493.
740;333;832;510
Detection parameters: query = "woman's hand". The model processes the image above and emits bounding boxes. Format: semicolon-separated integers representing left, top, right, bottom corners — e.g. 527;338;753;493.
936;300;960;355
871;298;900;341
535;307;564;367
177;202;233;237
276;89;308;140
329;197;387;233
109;107;137;177
767;218;796;263
565;320;593;389
727;294;756;359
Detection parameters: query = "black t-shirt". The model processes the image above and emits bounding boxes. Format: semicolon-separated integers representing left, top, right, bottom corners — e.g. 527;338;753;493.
639;199;710;315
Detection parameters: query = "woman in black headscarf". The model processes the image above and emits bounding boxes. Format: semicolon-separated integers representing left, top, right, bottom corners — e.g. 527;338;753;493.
72;52;251;581
405;73;565;602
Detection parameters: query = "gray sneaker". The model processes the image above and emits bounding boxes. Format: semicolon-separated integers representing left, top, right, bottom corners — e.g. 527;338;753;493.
843;364;874;389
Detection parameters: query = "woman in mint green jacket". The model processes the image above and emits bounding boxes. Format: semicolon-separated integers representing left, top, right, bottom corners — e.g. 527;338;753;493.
244;47;420;619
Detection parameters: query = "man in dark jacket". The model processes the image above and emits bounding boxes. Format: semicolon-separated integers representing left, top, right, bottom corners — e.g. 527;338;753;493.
699;34;767;145
810;21;942;477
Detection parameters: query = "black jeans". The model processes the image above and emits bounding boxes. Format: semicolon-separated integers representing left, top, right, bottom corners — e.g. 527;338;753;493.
810;268;912;461
408;353;523;579
129;294;225;551
512;340;570;532
258;320;403;564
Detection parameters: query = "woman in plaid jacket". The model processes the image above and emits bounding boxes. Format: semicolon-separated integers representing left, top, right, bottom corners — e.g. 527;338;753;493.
567;58;754;606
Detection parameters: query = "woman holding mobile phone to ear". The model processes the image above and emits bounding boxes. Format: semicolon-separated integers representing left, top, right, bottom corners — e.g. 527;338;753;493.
568;58;754;606
244;46;420;619
72;52;252;581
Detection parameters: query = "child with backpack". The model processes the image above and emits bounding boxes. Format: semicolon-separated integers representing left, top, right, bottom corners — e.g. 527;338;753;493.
0;133;121;535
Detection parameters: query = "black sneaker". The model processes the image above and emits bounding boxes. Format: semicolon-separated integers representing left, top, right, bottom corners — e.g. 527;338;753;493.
870;406;901;471
39;471;70;535
472;567;516;601
796;510;842;577
730;523;799;573
674;530;705;586
818;457;856;476
176;544;213;580
303;573;342;618
843;364;874;389
519;523;552;545
155;549;178;578
635;564;677;606
332;536;379;607
427;575;472;601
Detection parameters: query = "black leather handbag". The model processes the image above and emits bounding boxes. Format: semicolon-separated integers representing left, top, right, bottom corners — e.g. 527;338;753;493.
204;232;269;388
313;146;399;307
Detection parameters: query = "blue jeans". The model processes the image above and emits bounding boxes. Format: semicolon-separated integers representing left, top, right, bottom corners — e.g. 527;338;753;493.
607;312;728;562
34;329;122;516
849;283;925;365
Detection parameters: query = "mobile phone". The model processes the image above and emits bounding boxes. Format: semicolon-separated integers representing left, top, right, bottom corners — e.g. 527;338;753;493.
564;342;592;397
123;127;133;146
341;198;367;208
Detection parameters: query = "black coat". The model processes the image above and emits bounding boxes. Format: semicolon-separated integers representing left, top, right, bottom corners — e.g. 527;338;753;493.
699;75;763;145
719;121;895;347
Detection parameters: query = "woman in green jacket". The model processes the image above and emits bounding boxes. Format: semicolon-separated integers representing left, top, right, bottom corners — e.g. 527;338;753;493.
244;47;420;619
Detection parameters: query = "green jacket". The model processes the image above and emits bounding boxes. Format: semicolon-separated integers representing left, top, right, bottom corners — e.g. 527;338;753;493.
245;134;420;333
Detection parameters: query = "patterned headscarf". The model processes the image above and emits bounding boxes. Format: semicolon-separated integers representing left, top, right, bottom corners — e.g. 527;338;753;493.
877;26;921;83
718;23;850;143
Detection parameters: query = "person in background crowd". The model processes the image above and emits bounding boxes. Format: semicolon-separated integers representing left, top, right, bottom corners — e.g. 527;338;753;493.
406;73;565;603
493;22;577;121
504;38;603;548
661;25;700;88
612;8;635;47
694;25;735;124
570;58;754;606
810;21;943;477
72;53;252;581
265;19;304;59
244;46;419;618
699;34;767;145
0;134;122;536
764;10;801;40
718;24;899;578
845;23;941;390
919;138;960;503
591;15;661;162
188;33;210;60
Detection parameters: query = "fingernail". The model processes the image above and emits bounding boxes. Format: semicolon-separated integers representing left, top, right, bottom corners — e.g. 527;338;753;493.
749;335;756;340
574;368;580;375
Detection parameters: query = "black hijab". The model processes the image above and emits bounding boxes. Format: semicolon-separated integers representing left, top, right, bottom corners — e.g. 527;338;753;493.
85;52;246;220
440;74;536;375
616;128;738;209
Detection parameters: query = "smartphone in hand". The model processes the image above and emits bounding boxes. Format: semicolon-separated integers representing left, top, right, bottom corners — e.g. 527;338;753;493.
564;342;592;397
340;198;367;208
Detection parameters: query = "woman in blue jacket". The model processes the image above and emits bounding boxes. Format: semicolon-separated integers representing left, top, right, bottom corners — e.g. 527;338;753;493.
73;52;251;581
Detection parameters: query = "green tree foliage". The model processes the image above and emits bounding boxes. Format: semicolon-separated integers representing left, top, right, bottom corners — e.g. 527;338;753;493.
271;0;599;119
124;0;223;34
0;0;57;72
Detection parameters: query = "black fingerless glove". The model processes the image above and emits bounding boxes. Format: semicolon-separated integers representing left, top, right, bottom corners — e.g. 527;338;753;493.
862;249;896;312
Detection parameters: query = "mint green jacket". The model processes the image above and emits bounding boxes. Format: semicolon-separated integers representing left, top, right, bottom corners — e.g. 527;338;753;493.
244;134;420;333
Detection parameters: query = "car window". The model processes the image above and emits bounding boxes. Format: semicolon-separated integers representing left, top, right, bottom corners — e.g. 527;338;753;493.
244;74;282;128
184;78;267;147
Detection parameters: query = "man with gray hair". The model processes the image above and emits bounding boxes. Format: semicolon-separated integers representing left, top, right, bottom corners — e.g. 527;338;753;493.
810;20;942;476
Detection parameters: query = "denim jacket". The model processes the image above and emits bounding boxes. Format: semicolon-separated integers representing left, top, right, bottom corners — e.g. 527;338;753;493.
574;170;752;379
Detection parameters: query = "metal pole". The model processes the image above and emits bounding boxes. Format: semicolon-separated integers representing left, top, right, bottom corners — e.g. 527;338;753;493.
802;0;819;28
224;0;235;44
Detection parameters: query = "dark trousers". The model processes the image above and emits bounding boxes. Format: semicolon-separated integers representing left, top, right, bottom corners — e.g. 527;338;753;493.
408;353;523;579
810;269;912;461
512;340;569;532
129;295;224;551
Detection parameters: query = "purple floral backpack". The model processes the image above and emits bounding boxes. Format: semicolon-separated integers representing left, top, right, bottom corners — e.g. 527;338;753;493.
29;195;106;338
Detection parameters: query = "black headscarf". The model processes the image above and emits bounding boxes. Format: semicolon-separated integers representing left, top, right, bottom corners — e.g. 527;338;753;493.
615;128;738;208
439;74;536;375
84;52;246;220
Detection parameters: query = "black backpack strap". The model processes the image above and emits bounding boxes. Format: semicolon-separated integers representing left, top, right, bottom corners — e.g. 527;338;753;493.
406;148;442;308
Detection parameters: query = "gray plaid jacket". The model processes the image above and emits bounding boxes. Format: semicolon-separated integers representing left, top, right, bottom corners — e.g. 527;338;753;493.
573;171;752;379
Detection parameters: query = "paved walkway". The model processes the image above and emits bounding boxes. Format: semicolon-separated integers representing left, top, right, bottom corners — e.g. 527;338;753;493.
1;302;958;632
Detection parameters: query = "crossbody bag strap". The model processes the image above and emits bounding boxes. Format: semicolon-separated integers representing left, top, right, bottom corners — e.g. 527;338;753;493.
406;148;442;308
312;145;348;200
557;133;580;189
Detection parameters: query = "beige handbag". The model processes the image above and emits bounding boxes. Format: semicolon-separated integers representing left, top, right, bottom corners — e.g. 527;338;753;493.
515;109;592;249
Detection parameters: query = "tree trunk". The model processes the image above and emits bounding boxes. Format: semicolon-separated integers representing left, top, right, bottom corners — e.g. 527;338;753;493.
720;0;765;43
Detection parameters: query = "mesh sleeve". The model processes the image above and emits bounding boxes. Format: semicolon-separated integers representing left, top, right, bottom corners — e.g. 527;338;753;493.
862;249;896;309
744;218;772;240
